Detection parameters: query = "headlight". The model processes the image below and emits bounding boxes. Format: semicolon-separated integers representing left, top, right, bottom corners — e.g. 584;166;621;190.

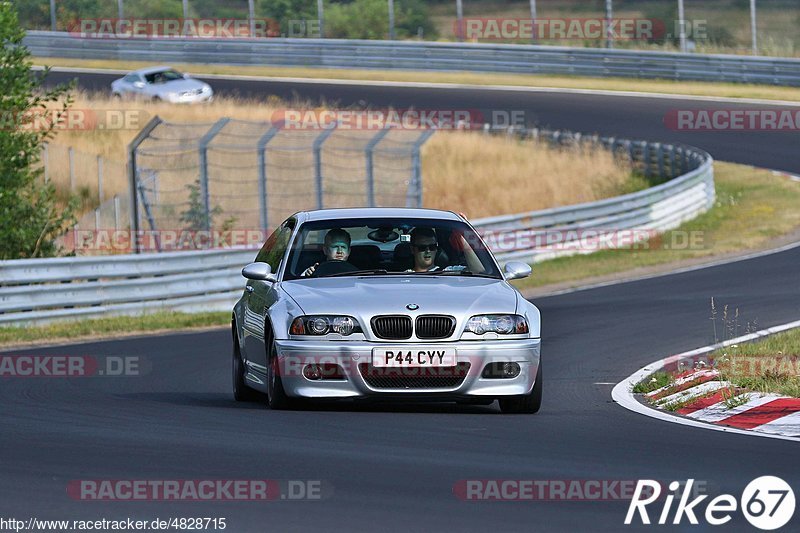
465;314;528;335
289;315;362;336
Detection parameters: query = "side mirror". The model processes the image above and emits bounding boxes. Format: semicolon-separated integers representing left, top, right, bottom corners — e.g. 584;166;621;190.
133;81;145;89
242;262;277;282
503;261;532;281
183;73;191;79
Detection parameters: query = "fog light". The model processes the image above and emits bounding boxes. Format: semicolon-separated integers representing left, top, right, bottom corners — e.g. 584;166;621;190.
482;362;521;379
502;362;520;378
303;364;322;380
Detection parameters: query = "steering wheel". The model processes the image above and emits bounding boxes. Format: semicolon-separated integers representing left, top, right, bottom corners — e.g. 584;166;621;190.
311;260;359;277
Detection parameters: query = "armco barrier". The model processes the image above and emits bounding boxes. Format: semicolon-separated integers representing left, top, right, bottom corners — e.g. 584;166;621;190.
23;31;800;86
0;130;713;326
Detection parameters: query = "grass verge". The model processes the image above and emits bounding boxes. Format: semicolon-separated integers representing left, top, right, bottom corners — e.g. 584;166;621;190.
632;370;674;394
35;57;800;103
0;311;230;349
512;162;800;291
713;328;800;397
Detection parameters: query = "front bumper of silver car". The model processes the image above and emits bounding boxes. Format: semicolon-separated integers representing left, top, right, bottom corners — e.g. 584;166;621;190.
272;338;541;399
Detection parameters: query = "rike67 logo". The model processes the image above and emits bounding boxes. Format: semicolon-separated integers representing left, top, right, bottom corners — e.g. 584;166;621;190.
626;477;795;530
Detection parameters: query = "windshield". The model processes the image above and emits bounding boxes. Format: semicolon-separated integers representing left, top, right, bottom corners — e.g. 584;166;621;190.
144;69;184;84
283;217;501;280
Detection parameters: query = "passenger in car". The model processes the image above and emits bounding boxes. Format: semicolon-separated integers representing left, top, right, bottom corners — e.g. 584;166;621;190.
407;228;484;274
301;228;352;277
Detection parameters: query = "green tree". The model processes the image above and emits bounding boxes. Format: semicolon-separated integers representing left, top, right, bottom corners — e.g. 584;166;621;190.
0;2;76;259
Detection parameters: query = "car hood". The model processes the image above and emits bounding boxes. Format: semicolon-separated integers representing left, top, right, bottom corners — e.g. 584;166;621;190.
281;276;517;317
157;79;209;93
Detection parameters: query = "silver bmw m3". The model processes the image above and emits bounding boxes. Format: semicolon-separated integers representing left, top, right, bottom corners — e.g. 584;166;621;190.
232;208;542;413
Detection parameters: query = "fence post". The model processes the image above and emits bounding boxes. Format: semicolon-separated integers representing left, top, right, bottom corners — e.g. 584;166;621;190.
365;126;392;208
49;0;56;31
113;195;120;230
97;155;104;202
408;130;436;208
198;118;231;231
69;147;75;191
256;122;283;232
313;123;338;210
95;208;100;230
127;116;163;253
43;143;49;183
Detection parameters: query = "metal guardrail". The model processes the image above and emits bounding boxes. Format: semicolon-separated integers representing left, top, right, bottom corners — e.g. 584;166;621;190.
23;31;800;86
0;129;713;326
478;128;714;263
0;249;253;325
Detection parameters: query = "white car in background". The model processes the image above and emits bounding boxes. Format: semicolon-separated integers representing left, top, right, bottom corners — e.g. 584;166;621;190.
110;66;213;103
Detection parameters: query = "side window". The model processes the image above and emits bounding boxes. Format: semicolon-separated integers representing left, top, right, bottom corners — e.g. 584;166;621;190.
255;218;296;272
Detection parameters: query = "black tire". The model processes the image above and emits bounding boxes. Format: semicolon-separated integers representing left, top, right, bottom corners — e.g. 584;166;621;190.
499;362;542;414
111;92;122;99
266;338;295;410
152;96;162;102
232;337;259;402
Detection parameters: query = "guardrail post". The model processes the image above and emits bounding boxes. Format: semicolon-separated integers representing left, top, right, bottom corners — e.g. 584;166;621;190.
408;129;436;208
198;118;231;231
256;122;283;232
313;123;338;209
656;143;665;179
127;116;163;253
365;126;392;207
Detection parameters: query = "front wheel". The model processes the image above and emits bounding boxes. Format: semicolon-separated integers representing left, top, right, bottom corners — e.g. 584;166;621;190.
499;362;542;414
266;339;296;410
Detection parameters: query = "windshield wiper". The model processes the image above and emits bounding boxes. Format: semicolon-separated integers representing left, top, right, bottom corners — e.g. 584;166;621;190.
322;269;391;278
427;270;499;279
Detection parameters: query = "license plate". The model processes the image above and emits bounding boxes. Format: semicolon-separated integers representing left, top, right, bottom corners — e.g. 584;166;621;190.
372;347;457;367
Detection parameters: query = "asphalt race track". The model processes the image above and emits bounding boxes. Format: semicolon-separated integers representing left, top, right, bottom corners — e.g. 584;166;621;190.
3;70;798;531
44;70;800;174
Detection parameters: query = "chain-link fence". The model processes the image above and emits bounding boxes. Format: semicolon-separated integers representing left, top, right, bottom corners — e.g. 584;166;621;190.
126;117;434;250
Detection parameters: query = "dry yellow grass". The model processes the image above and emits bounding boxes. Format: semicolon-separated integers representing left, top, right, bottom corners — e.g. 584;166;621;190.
44;92;633;223
421;131;631;218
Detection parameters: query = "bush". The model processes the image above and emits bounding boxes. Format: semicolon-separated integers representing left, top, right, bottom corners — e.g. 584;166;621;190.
326;0;437;40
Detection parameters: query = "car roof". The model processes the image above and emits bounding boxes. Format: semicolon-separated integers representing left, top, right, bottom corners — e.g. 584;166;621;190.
298;208;462;223
129;65;179;76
